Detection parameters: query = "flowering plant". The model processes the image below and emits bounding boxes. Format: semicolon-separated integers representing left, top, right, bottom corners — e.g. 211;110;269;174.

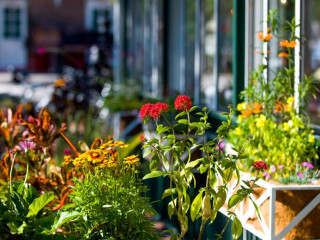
228;12;319;183
48;138;158;239
140;95;261;240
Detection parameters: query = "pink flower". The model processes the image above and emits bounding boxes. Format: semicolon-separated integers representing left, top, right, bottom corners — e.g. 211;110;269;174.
307;163;314;169
263;172;270;180
63;148;72;156
174;95;192;111
297;173;303;178
278;164;284;169
253;161;268;171
302;162;309;167
19;141;36;153
270;165;276;173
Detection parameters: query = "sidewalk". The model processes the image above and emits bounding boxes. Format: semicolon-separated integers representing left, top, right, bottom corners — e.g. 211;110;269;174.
0;73;59;103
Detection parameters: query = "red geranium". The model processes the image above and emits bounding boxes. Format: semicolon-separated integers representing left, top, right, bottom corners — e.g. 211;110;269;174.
253;161;268;171
140;103;153;119
139;134;146;142
174;95;192;111
150;102;168;119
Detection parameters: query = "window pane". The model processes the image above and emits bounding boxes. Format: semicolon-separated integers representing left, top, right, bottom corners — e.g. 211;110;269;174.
200;0;215;108
217;0;233;110
3;7;21;39
304;0;320;126
184;0;196;98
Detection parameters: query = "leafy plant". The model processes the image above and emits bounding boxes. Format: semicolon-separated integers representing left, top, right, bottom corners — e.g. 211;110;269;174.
140;96;262;240
228;11;319;182
0;180;60;239
50;138;159;239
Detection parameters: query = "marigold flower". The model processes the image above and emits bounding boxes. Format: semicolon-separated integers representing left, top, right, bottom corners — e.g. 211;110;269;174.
140;103;153;119
54;78;66;87
253;161;268;171
278;52;288;58
252;102;263;114
112;141;128;148
150;102;169;119
287;96;294;105
174;95;192;111
64;155;73;165
124;154;140;166
235;127;242;136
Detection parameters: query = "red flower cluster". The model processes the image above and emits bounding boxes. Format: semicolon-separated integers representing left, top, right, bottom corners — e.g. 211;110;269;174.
174;95;192;111
253;161;268;171
139;134;147;142
140;102;168;120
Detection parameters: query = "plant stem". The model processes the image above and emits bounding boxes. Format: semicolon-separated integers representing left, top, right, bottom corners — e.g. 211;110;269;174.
9;153;17;194
24;157;30;187
198;218;206;240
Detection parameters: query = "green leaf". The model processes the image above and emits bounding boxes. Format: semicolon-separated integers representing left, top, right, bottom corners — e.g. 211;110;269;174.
168;199;176;219
189;106;199;112
175;111;187;119
178;119;188;125
190;191;203;222
143;149;152;158
162;188;177;199
149;154;160;172
142;171;167;180
231;217;243;240
43;211;81;234
185;159;202;169
228;194;243;209
249;196;261;220
209;170;217;188
27;193;55;218
215;188;226;211
23;184;39;205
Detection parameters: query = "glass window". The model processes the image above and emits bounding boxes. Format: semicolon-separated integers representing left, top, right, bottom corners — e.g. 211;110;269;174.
217;0;233;111
200;0;215;108
92;9;111;34
184;0;196;98
304;0;320;126
3;7;21;39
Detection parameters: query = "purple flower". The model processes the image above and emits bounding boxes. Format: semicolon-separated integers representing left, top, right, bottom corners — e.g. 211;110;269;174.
297;173;303;178
278;164;284;169
19;141;36;153
219;141;226;148
263;172;270;180
302;162;309;167
270;165;276;173
307;163;314;169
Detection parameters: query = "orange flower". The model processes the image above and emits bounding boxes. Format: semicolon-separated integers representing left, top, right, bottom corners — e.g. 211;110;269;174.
252;79;257;85
278;52;288;58
267;27;271;32
252;102;264;114
280;40;296;48
256;32;272;41
274;101;284;113
241;107;253;117
124;154;140;166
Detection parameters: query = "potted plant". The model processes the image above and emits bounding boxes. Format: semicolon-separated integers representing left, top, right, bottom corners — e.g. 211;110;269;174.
227;11;320;239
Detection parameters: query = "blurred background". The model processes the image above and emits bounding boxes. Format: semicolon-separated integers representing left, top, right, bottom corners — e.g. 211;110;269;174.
0;0;320;239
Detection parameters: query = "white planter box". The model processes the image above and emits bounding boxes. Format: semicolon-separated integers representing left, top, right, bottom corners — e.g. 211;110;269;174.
218;172;320;240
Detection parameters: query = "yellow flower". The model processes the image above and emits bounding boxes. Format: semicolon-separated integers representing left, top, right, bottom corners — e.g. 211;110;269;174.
255;115;266;128
63;155;73;165
237;115;243;123
124;154;140;166
309;134;315;143
283;122;289;131
112;141;128;148
237;102;247;111
287;96;294;105
235;127;242;136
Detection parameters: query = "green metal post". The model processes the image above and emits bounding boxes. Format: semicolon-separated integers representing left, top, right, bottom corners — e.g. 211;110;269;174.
232;0;246;108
